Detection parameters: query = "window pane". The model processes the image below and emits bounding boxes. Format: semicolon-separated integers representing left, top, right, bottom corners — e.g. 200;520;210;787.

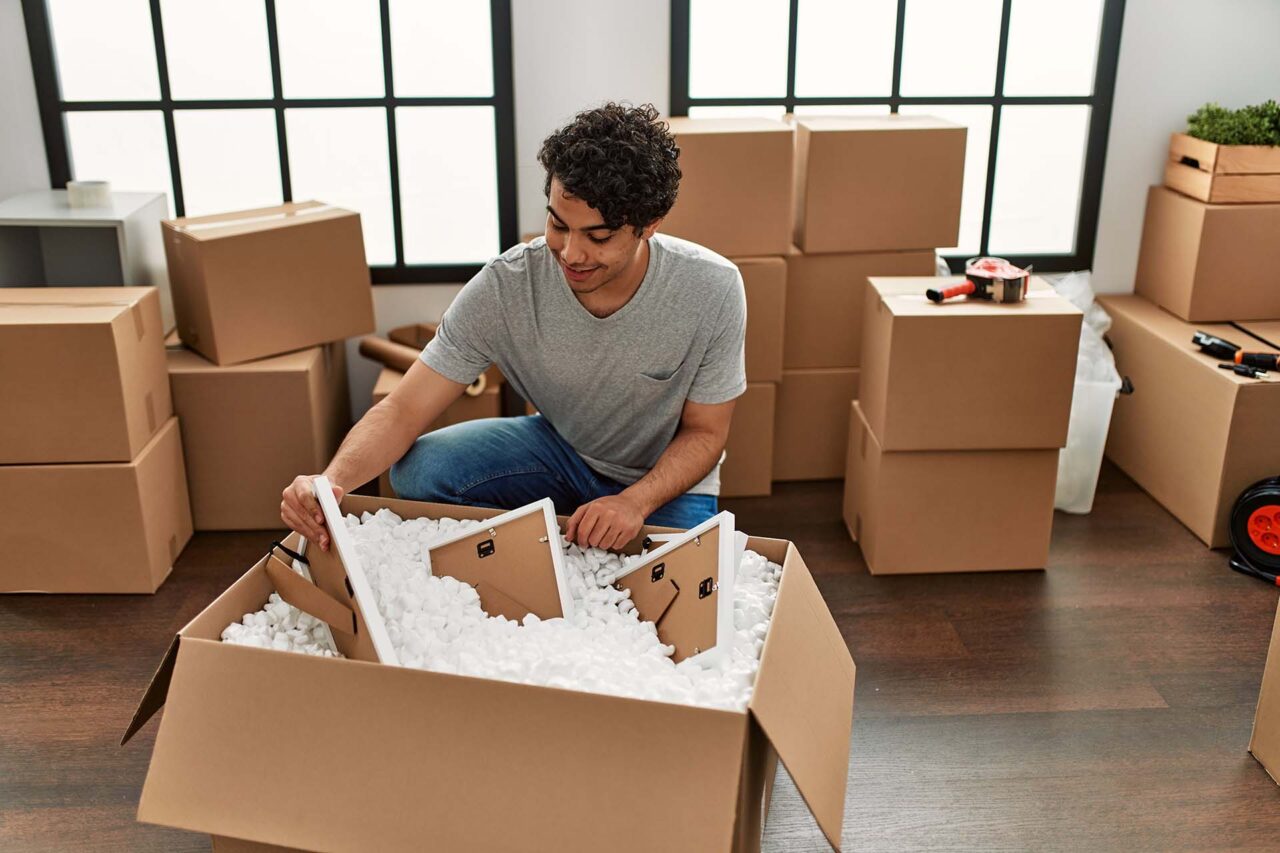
285;107;395;264
900;0;1001;96
47;0;159;101
390;0;492;97
276;0;384;99
988;105;1090;255
689;0;789;98
398;107;499;264
792;105;891;117
160;0;273;100
687;105;787;120
175;110;282;217
1003;0;1103;96
899;105;991;256
65;111;173;213
795;0;896;97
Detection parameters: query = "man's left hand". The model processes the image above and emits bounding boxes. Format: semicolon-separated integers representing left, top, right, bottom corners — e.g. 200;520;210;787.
565;493;648;551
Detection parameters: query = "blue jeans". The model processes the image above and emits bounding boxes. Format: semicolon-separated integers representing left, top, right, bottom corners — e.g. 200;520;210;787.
389;415;717;530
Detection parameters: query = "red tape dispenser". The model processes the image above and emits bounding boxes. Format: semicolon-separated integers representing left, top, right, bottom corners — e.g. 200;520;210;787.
926;257;1032;304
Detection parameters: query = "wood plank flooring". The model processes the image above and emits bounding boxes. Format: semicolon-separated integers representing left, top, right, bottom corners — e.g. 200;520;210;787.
3;463;1279;851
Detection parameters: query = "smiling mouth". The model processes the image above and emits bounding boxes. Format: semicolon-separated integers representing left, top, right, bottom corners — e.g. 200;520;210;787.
560;260;598;281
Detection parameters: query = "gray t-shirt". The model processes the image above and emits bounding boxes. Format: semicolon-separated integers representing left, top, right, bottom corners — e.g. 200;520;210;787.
420;233;747;495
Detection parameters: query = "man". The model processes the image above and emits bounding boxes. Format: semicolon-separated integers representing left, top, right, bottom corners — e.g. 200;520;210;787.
281;103;746;552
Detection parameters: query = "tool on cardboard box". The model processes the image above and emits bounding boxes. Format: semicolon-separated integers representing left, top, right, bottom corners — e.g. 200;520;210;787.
1230;478;1280;586
1193;331;1280;371
926;257;1032;304
1219;363;1269;379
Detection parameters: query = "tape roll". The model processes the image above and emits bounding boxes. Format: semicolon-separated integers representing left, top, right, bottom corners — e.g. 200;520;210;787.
1230;477;1280;573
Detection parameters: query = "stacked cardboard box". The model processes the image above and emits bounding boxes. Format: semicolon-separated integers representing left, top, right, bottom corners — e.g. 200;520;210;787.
843;277;1082;574
661;118;795;497
776;115;966;481
1107;134;1280;546
162;202;372;529
0;288;193;592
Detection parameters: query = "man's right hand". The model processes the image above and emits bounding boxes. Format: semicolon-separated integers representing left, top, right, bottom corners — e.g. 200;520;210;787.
281;475;345;551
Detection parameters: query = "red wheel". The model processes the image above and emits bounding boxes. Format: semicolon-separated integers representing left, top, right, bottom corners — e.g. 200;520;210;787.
1247;505;1280;556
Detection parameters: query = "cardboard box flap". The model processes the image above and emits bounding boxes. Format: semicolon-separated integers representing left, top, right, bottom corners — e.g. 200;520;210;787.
123;538;308;744
165;200;350;241
263;545;356;636
748;545;855;851
613;512;738;665
120;634;180;746
425;498;574;621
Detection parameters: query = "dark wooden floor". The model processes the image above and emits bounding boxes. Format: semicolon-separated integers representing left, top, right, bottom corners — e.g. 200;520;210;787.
3;462;1279;852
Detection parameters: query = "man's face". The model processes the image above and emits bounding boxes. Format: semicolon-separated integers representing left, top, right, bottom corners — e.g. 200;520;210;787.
544;177;656;295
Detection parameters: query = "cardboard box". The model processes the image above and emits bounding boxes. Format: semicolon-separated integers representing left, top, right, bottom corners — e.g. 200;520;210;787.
773;368;859;481
163;201;376;365
168;340;350;531
784;248;936;369
0;287;171;464
372;368;503;498
733;256;786;382
1164;132;1280;204
0;417;192;593
1251;597;1280;784
1134;185;1280;322
793;115;965;253
125;494;856;853
1100;295;1280;548
721;382;776;497
660;117;795;257
860;276;1082;451
843;401;1056;574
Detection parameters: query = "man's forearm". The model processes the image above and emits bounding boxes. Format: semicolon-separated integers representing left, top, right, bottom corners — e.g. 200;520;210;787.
622;427;725;516
322;399;424;493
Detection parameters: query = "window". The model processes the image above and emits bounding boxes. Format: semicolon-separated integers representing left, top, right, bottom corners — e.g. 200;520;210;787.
670;0;1125;271
21;0;517;283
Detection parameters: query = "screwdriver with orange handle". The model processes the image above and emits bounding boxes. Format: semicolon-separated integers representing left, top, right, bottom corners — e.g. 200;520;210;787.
1192;331;1280;370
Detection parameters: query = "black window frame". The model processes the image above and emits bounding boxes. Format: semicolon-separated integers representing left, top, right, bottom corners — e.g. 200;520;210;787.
21;0;518;285
670;0;1126;273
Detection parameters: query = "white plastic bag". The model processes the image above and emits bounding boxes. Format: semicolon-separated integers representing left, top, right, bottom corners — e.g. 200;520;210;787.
1050;272;1123;514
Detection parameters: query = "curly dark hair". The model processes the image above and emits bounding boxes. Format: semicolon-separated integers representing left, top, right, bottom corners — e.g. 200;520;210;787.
538;103;681;234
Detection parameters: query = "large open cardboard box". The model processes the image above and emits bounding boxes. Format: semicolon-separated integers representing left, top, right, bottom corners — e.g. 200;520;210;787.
163;201;375;365
0;287;171;464
860;276;1081;451
1100;295;1280;548
124;494;856;852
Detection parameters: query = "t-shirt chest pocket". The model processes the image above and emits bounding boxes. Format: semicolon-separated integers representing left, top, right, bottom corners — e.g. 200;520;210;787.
630;360;693;413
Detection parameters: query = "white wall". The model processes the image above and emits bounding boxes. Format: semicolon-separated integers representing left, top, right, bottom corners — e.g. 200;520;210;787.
510;0;669;236
0;0;50;198
1090;0;1280;293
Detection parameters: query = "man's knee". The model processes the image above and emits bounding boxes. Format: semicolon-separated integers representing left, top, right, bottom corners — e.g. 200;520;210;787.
389;431;457;501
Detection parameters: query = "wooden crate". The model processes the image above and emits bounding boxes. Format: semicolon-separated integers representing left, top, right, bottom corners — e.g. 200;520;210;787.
1164;132;1280;203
